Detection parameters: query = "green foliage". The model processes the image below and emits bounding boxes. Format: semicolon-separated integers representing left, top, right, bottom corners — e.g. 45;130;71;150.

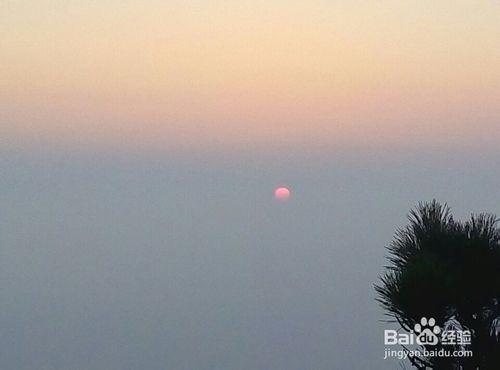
376;201;500;368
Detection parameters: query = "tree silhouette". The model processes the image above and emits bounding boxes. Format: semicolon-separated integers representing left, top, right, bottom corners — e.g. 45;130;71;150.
376;201;500;368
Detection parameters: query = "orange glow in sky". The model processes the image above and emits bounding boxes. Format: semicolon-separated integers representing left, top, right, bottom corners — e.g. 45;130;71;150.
1;1;499;152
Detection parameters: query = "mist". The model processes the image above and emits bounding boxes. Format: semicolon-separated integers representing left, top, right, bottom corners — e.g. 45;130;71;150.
1;147;499;369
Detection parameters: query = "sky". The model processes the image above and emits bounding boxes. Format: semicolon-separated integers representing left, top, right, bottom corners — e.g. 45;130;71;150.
1;1;500;369
2;0;499;152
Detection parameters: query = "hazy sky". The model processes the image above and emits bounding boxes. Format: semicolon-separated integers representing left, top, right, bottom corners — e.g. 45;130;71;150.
1;1;500;369
2;0;499;152
2;149;500;370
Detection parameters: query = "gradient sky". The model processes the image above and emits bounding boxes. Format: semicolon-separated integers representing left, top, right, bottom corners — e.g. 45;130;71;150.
2;0;499;152
2;2;500;369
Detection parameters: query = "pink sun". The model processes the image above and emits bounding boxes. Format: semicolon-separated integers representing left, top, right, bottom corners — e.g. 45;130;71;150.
274;187;291;201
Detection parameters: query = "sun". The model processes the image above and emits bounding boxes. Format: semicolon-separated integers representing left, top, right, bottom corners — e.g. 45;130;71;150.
274;187;291;201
